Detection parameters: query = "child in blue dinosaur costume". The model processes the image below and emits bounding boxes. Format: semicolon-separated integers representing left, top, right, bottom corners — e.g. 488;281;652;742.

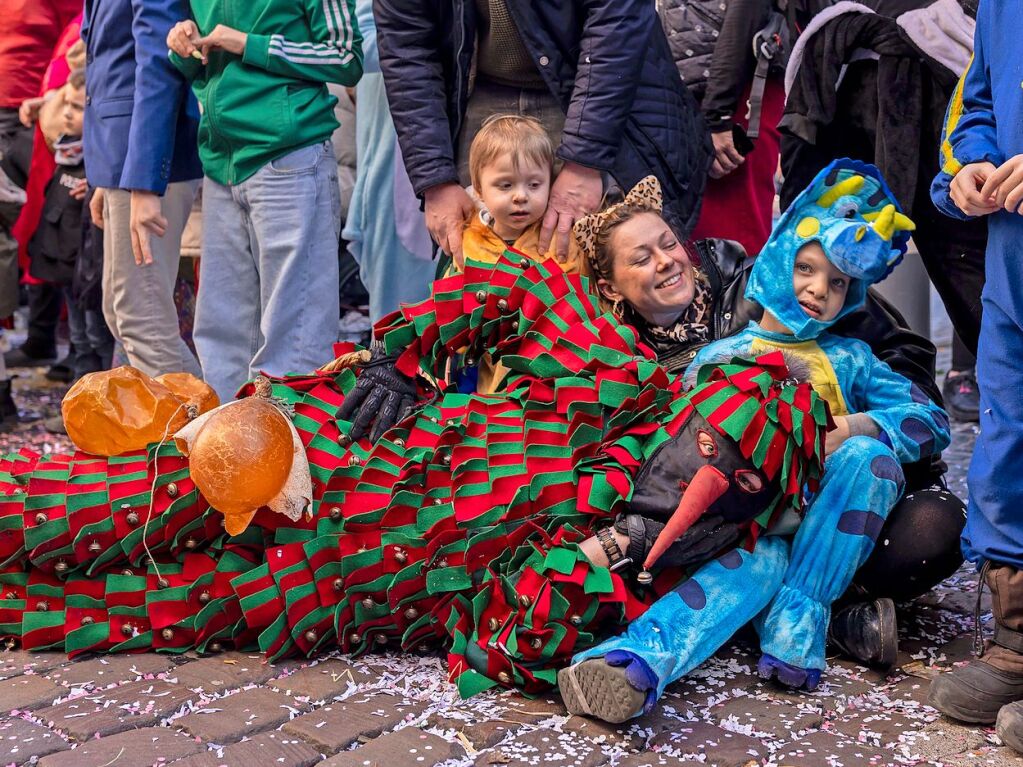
558;159;952;723
927;1;1023;748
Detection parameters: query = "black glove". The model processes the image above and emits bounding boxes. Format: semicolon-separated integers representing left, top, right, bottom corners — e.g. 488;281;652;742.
336;342;418;442
615;512;743;571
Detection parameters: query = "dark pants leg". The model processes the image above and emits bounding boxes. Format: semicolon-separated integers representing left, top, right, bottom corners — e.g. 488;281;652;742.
22;282;61;359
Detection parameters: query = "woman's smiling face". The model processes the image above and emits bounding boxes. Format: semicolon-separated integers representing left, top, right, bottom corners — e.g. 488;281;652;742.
600;212;696;326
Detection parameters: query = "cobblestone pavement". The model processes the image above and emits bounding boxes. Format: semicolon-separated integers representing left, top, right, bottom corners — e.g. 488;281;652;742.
0;364;1016;767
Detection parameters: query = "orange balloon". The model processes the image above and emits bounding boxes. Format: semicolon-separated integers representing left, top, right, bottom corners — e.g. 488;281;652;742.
62;366;192;456
188;398;294;529
156;372;219;415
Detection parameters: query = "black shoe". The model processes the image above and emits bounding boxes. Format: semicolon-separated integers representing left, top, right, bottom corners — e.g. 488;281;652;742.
828;597;898;670
999;701;1023;753
3;344;57;368
942;370;980;423
44;355;74;383
930;660;1023;724
0;379;16;432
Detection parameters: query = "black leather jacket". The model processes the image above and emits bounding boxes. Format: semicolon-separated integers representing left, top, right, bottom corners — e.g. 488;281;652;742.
644;238;945;488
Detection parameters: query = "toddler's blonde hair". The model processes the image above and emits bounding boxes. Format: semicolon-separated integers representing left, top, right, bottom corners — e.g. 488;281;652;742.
469;114;554;192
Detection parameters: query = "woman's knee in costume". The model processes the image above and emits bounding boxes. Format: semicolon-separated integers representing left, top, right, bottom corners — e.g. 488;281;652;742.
854;487;966;601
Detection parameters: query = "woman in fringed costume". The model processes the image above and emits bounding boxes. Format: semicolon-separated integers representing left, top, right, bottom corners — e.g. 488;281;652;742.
0;252;828;696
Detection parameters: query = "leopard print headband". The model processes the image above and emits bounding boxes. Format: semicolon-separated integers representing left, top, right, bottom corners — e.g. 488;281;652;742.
573;175;664;273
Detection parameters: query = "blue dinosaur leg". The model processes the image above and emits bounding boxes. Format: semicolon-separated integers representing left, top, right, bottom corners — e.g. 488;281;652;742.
571;535;789;699
756;435;904;676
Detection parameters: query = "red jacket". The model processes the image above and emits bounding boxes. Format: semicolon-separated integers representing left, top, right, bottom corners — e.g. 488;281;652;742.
0;0;81;110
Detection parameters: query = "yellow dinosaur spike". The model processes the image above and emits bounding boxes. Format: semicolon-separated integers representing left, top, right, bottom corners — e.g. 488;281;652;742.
816;175;865;208
870;204;897;242
893;211;916;233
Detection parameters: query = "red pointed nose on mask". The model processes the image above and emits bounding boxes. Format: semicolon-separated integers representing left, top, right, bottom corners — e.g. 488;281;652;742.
642;463;731;570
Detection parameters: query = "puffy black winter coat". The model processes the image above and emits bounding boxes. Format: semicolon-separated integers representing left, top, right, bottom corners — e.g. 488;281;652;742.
373;0;713;236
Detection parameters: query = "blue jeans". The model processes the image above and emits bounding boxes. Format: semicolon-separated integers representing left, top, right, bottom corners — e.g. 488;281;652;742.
194;142;341;400
64;286;114;381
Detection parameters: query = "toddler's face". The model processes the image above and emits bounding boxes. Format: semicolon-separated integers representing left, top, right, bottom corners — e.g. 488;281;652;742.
792;242;850;323
476;154;550;241
63;84;85;137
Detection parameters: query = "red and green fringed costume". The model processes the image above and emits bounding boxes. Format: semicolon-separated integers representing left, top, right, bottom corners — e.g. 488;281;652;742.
0;252;824;696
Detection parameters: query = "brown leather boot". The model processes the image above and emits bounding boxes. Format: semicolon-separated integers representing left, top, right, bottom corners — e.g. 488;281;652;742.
930;563;1023;723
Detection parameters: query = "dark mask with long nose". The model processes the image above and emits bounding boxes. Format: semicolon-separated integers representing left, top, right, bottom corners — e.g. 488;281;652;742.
628;351;831;570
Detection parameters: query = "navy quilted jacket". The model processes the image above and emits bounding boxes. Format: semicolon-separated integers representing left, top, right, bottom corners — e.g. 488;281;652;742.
373;0;712;236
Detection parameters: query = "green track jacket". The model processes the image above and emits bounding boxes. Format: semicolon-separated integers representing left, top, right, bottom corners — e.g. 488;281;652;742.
169;0;362;185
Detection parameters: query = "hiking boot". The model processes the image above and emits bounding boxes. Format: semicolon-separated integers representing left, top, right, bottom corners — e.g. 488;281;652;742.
828;598;898;671
930;563;1023;723
0;379;16;432
942;370;980;423
998;701;1023;753
4;344;57;369
558;651;655;723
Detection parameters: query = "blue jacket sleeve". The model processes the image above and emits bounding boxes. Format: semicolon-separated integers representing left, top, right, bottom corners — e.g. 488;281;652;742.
558;0;652;173
122;0;195;194
847;344;951;465
931;8;1002;220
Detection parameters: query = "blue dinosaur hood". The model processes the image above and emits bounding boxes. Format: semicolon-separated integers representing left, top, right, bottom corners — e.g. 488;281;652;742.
746;159;914;340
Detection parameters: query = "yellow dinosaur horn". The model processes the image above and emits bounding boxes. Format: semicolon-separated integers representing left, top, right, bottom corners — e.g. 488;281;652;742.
870;204;916;242
862;208;916;232
817;175;865;208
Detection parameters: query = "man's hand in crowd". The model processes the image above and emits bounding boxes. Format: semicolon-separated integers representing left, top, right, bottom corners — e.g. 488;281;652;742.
70;179;88;202
538;161;603;263
950;161;999;217
424;182;474;270
709;129;745;179
89;188;105;229
980;155;1023;215
168;21;246;64
129;190;168;266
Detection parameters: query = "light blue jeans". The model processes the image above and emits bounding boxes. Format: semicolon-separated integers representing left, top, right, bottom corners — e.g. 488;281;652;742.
194;141;341;401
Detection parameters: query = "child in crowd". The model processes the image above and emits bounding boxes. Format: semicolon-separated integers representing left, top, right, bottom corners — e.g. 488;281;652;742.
461;115;581;273
166;0;362;401
27;69;113;398
561;160;951;723
688;159;950;688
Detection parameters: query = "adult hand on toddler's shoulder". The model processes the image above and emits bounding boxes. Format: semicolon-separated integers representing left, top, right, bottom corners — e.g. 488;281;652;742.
825;415;852;457
950;161;999;217
980;155;1023;215
424;182;474;270
539;162;603;264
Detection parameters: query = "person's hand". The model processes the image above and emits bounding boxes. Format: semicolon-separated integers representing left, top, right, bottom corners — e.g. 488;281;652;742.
129;190;168;265
195;24;248;62
167;20;203;61
70;179;88;202
949;161;1000;217
825;415;852;457
538;161;603;263
18;94;50;127
89;187;105;229
709;129;745;179
424;182;474;269
336;343;419;442
980;155;1023;215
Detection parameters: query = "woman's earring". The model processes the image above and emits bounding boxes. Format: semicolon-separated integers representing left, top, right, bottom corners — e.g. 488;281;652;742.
611;298;624;321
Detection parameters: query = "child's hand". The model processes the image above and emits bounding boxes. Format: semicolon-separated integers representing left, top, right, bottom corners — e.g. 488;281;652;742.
18;94;50;127
980;155;1023;214
949;161;1000;216
825;415;852;456
168;20;204;62
70;179;87;202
